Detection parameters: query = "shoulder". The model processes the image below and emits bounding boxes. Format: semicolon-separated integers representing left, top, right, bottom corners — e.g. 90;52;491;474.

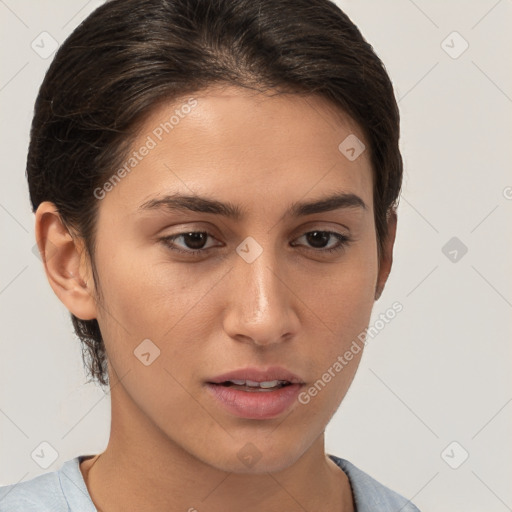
0;467;65;511
0;456;96;512
328;454;421;512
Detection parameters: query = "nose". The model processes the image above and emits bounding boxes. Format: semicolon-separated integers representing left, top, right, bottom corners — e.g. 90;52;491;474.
222;243;299;347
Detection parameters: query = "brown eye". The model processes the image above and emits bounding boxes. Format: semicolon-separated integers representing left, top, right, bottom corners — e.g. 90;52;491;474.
160;231;219;255
291;231;351;254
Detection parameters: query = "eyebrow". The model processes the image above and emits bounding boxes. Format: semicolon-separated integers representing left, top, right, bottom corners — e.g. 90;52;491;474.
138;191;367;220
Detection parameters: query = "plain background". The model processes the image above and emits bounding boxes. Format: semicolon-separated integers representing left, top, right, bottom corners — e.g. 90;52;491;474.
1;1;511;510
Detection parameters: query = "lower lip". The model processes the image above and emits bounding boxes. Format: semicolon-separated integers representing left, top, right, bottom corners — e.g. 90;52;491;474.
205;383;303;420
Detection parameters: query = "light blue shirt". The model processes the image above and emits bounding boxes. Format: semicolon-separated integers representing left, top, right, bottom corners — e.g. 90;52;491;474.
0;454;421;511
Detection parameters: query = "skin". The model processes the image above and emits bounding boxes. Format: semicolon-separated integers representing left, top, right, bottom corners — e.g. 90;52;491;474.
35;84;396;512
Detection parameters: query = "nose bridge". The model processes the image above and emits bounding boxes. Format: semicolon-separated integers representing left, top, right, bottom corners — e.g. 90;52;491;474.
224;234;295;344
236;236;281;320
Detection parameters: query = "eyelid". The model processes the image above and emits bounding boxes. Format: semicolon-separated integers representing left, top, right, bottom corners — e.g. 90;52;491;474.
159;230;221;253
158;227;352;256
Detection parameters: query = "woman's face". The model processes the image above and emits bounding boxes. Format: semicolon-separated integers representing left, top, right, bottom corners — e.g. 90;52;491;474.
85;85;389;473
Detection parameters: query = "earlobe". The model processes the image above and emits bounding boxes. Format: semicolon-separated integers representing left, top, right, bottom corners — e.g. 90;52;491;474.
34;201;98;320
374;209;398;301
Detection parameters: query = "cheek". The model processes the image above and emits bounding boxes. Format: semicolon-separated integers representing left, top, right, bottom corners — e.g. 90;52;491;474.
93;242;223;359
90;237;161;347
299;240;378;394
303;241;379;331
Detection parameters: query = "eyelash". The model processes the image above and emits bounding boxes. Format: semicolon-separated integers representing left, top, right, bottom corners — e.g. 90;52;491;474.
159;230;351;257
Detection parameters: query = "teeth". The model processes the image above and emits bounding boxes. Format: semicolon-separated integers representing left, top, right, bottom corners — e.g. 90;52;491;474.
228;379;285;388
257;380;281;388
246;379;266;387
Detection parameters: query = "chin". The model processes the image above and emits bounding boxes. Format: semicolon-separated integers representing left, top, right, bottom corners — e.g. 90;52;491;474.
204;441;304;475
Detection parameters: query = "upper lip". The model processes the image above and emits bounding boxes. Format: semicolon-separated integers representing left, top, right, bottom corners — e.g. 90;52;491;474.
207;366;305;385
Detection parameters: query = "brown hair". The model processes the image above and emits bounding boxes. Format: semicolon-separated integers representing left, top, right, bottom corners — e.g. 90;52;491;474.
27;0;403;387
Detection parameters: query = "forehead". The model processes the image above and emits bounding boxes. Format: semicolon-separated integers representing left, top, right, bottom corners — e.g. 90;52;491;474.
102;84;373;218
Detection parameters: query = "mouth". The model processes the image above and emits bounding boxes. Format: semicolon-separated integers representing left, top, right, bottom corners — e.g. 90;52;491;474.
204;367;305;419
206;366;305;387
210;379;294;392
205;381;303;419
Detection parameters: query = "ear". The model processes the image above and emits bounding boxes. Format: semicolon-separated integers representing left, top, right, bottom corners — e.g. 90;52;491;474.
34;201;98;320
374;208;397;301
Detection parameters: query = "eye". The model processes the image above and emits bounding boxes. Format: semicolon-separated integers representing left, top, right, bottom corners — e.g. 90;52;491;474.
291;230;351;254
159;231;219;256
159;229;351;257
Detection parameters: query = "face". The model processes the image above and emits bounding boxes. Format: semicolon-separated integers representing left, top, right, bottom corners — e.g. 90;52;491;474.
76;85;387;473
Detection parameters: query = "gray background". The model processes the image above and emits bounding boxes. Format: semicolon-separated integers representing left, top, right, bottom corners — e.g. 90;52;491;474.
1;1;511;510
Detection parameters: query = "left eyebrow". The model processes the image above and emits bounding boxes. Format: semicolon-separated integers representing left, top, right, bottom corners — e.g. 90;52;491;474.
137;191;367;220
